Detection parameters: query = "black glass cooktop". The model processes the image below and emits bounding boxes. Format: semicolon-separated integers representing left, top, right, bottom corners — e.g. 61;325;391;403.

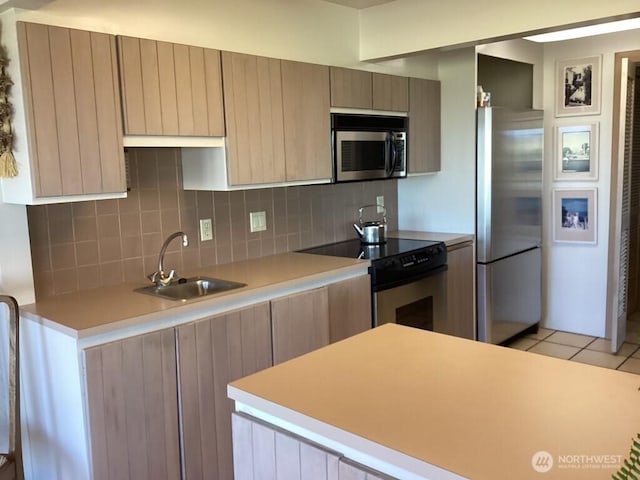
299;238;442;261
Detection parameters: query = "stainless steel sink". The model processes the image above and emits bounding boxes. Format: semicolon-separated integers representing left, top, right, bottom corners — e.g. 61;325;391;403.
135;276;246;301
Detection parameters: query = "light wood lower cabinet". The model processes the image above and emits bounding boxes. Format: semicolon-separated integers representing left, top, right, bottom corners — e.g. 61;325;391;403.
84;329;181;480
271;286;330;364
446;241;475;340
177;302;272;480
84;277;369;479
232;412;397;479
328;274;372;343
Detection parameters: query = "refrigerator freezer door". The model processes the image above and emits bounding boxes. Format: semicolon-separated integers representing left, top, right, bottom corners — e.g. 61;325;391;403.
477;108;543;263
477;247;541;344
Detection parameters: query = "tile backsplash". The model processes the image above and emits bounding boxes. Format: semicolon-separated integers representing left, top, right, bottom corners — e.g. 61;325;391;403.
27;147;398;299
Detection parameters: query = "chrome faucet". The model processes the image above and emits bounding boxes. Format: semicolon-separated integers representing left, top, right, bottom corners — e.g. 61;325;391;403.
148;231;189;287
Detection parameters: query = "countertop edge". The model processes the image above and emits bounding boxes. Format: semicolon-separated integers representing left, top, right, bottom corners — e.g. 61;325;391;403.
228;385;466;480
387;230;474;247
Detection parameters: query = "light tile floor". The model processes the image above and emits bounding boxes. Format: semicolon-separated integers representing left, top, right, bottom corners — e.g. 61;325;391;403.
505;318;640;374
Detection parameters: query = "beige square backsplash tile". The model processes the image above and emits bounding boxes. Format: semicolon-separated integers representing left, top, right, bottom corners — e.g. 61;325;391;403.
26;147;398;299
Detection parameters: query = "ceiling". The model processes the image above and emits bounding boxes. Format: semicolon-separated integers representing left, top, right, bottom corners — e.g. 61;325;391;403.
320;0;396;9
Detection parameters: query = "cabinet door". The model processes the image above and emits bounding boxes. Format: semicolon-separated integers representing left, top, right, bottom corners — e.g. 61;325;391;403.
271;286;330;364
446;242;475;340
18;22;125;197
328;275;372;343
232;413;340;480
177;303;272;480
118;36;225;136
372;73;408;112
408;78;441;173
84;329;180;480
330;67;373;109
281;60;332;181
222;51;286;185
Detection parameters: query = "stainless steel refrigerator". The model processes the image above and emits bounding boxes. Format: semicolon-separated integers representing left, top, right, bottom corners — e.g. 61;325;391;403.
476;107;543;344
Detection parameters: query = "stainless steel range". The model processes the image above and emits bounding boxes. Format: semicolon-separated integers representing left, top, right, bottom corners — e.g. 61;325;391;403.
300;238;449;333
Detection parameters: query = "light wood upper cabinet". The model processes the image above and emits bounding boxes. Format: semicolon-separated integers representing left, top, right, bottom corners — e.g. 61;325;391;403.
221;51;286;185
330;67;373;109
372;73;409;112
118;36;225;137
17;22;125;197
84;328;180;480
271;286;330;364
328;274;372;343
409;77;441;174
177;303;272;480
281;60;332;182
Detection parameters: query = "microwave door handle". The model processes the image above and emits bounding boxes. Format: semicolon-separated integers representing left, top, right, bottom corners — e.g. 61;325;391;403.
386;131;398;177
385;131;394;177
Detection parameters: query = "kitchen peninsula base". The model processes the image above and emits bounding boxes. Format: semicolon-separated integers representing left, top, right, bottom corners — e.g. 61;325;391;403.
229;324;640;479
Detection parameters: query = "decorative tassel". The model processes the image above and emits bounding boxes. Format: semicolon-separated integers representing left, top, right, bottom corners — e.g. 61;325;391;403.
0;42;16;179
0;149;17;178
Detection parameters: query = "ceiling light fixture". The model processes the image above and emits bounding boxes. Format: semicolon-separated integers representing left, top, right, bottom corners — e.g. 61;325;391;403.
524;17;640;43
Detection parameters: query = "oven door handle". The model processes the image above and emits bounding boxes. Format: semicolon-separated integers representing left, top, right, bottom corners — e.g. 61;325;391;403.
371;264;448;292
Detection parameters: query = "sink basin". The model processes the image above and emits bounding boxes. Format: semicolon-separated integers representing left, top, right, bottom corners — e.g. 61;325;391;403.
135;276;246;301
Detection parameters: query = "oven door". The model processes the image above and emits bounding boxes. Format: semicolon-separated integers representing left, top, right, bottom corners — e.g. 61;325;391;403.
374;272;448;334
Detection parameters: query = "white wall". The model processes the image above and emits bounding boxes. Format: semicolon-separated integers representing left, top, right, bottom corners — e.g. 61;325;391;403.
398;47;477;234
359;0;640;60
542;29;640;337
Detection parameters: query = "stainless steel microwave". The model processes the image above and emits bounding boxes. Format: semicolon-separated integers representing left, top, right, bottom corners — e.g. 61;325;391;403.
331;113;407;182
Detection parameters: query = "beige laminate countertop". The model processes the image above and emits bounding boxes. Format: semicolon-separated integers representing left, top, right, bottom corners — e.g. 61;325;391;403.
21;252;368;341
229;324;640;479
388;230;474;247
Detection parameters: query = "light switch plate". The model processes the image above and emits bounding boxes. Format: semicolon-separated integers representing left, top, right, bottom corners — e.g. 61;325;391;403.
250;211;267;233
376;195;385;214
200;218;213;241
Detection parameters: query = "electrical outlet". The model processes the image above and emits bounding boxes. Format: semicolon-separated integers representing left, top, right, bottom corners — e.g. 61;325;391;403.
199;218;213;241
250;211;267;233
376;196;385;214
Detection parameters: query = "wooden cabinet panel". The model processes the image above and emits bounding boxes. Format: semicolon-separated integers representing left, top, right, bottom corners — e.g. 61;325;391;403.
372;73;409;112
84;329;180;480
281;60;332;182
330;67;373;109
118;36;225;137
177;303;272;480
271;286;330;364
409;78;441;174
232;413;340;480
328;275;372;343
18;22;125;197
222;51;286;185
446;241;475;340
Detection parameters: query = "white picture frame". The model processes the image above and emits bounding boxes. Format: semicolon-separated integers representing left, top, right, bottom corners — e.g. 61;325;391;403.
555;55;602;117
554;123;599;180
553;188;597;244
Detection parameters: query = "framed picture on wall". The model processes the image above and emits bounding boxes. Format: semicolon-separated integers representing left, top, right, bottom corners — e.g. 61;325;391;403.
554;123;599;180
553;188;597;244
555;55;602;117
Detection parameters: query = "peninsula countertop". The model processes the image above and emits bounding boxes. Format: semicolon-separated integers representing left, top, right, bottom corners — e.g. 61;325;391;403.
229;324;640;479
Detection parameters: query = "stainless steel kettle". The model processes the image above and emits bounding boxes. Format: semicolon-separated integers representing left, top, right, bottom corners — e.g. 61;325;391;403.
353;205;387;244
